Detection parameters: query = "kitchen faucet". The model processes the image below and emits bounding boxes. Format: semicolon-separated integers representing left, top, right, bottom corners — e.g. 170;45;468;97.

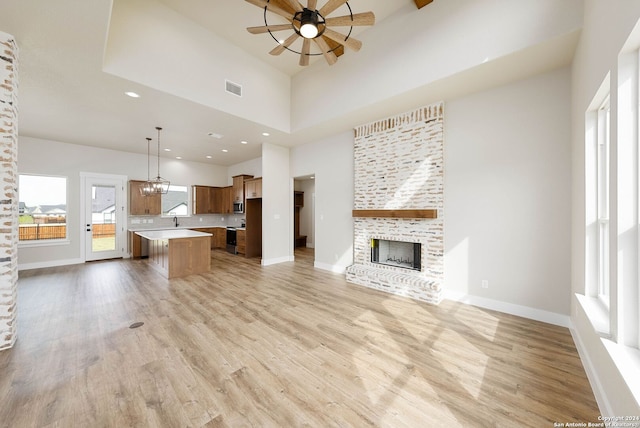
173;216;179;227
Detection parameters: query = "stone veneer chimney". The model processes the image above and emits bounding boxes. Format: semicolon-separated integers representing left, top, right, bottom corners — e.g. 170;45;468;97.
346;103;444;304
0;31;18;350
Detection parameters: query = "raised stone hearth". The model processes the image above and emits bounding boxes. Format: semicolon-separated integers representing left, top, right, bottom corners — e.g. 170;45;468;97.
346;103;444;304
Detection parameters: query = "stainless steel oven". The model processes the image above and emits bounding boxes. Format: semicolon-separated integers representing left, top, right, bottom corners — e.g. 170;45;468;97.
226;227;237;254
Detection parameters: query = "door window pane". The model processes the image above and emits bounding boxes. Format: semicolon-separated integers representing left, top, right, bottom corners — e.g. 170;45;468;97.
91;185;116;252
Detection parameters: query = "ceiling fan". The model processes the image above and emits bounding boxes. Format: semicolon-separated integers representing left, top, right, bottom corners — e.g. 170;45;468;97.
245;0;375;66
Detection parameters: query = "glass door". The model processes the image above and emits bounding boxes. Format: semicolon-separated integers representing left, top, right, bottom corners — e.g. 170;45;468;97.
83;174;126;261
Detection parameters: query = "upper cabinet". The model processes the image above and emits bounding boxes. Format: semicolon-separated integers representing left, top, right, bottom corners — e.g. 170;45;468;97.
192;185;216;214
193;185;234;214
220;186;233;214
130;180;161;215
233;175;254;205
245;177;262;199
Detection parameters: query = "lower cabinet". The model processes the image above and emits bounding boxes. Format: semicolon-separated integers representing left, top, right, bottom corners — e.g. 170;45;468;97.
129;226;229;257
191;227;226;250
237;229;246;255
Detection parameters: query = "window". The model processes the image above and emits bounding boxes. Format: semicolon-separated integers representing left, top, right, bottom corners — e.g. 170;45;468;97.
18;174;67;242
596;97;610;307
162;184;189;216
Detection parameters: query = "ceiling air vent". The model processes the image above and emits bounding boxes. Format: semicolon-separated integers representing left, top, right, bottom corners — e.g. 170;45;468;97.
225;80;242;97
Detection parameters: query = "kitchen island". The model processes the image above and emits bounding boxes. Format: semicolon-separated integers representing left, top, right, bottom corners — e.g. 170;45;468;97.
135;229;212;279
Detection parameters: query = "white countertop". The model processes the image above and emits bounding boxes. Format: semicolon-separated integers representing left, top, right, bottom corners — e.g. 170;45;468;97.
135;229;212;240
128;225;227;232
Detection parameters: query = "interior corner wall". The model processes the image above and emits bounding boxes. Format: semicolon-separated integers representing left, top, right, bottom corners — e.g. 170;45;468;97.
444;66;572;316
261;143;292;265
290;131;354;272
0;31;18;350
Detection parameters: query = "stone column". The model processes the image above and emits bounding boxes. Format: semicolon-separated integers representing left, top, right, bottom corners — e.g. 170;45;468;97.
0;31;18;350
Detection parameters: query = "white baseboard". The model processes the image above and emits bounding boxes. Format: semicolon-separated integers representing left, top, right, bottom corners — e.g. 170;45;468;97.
314;261;346;274
18;258;84;271
261;255;295;266
444;290;572;328
569;325;612;416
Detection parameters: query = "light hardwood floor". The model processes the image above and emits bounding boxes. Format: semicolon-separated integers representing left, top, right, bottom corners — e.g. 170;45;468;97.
1;248;599;427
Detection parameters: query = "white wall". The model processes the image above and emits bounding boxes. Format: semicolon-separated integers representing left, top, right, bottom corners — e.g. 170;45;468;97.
445;67;572;317
105;0;291;133
571;0;640;416
261;143;292;265
18;136;228;267
291;0;583;132
227;157;262;185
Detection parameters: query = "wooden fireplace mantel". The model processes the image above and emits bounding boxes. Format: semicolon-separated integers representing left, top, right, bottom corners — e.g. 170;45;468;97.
352;209;438;219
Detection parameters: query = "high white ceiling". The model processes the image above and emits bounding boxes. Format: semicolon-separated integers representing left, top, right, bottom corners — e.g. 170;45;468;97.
0;0;581;166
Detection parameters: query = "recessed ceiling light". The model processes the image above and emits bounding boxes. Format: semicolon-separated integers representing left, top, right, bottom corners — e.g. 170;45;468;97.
206;155;212;159
125;91;140;98
222;149;228;153
164;148;171;152
176;156;182;160
241;140;248;145
208;132;223;139
262;132;270;137
310;176;315;179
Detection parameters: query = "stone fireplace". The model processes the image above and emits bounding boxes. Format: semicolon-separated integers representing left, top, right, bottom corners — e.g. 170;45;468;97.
346;103;444;304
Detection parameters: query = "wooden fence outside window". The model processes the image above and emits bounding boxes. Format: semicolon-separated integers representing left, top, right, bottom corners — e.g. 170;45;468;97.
19;223;116;241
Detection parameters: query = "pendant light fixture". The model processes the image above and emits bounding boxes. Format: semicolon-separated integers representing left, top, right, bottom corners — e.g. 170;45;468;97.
141;127;170;196
140;137;154;196
148;126;170;194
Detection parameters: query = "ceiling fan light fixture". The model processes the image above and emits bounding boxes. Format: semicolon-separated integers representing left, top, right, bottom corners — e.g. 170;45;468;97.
294;9;325;39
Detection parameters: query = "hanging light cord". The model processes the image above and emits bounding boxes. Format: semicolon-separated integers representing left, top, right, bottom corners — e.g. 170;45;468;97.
156;127;162;180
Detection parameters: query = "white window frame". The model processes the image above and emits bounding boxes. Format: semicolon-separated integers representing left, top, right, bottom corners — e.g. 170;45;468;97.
161;183;191;218
597;96;611;309
18;174;70;247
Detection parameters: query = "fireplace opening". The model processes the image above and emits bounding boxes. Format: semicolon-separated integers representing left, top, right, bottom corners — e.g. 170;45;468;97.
371;239;421;271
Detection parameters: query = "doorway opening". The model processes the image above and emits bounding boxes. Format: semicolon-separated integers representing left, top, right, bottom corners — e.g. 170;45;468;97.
293;174;315;265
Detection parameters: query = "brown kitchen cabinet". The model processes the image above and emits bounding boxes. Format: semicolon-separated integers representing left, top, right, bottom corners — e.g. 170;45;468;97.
237;229;246;255
129;180;161;215
221;186;233;214
192;185;217;214
208;186;233;214
233;174;254;207
245;177;262;199
214;227;226;249
245;198;262;258
129;231;143;258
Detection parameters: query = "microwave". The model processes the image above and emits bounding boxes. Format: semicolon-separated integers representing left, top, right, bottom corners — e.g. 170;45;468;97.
233;201;243;213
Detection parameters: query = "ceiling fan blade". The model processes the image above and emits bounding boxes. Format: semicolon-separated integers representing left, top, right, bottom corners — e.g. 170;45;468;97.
322;28;362;51
280;0;304;12
247;24;293;34
319;0;348;17
307;0;318;11
299;38;311;66
324;11;375;27
269;33;300;56
313;36;338;65
245;0;293;21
